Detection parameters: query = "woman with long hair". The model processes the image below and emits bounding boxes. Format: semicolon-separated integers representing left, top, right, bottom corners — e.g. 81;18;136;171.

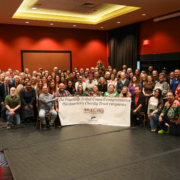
74;84;87;96
98;77;107;95
48;81;57;97
36;79;43;99
128;76;142;95
107;73;117;90
55;75;60;90
140;73;147;88
65;80;76;95
31;76;37;89
147;89;164;132
118;86;131;97
60;76;67;85
135;69;140;81
42;76;47;87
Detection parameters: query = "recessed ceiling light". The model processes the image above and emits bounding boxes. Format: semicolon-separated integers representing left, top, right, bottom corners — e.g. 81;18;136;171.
73;25;76;27
32;7;37;9
142;14;146;16
101;27;104;28
50;23;53;25
117;22;121;23
26;22;29;23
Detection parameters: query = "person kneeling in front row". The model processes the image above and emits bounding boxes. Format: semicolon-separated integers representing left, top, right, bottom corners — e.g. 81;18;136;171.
39;86;58;130
5;87;21;130
158;92;180;136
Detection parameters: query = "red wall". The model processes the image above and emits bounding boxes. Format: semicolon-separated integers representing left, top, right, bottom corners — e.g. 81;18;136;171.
139;17;180;55
0;24;108;72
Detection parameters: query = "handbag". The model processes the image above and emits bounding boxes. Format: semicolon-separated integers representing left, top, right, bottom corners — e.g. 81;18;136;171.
25;106;34;119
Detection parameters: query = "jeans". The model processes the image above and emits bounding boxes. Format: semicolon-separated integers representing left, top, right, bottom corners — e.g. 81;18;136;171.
39;109;57;126
149;110;160;130
6;110;21;125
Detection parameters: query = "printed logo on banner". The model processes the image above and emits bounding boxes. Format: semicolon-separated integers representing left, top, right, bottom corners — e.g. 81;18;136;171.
84;108;104;121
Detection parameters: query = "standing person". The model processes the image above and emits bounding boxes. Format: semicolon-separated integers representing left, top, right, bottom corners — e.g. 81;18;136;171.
75;76;86;92
116;71;122;81
93;72;99;85
31;76;37;89
0;77;12;121
140;73;147;88
74;84;87;96
55;75;61;90
147;66;153;75
47;75;52;87
126;68;132;79
158;92;180;136
38;86;58;130
147;89;164;132
98;77;107;95
135;69;140;81
53;67;59;76
36;80;43;99
60;76;67;85
83;71;89;82
129;72;134;82
118;86;131;98
0;74;5;85
128;76;142;95
48;81;57;97
143;75;155;104
53;83;71;127
104;72;111;82
104;84;118;97
112;68;117;76
42;76;47;87
131;86;146;127
11;75;21;88
86;74;97;93
67;73;76;87
168;72;175;85
116;72;130;94
152;70;159;84
88;85;103;97
107;73;117;90
20;81;36;125
5;87;21;129
170;69;180;96
153;73;169;104
65;80;76;95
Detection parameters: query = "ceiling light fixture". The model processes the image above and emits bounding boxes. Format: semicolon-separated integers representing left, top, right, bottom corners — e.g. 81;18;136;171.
142;14;146;16
101;27;104;28
73;25;76;27
50;23;53;25
117;22;121;23
32;7;37;9
26;21;29;23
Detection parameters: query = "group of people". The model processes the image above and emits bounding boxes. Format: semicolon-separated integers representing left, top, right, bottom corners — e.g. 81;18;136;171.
0;65;180;135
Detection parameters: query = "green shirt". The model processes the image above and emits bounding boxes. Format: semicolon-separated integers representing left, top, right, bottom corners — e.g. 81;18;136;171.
162;100;180;122
74;92;87;96
103;91;118;97
5;95;21;114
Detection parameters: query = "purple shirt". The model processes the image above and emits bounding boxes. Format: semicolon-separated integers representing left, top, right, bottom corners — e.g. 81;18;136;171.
128;83;142;95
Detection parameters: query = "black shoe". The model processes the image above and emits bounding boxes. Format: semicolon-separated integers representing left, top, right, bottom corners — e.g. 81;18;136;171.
42;124;47;130
49;124;55;129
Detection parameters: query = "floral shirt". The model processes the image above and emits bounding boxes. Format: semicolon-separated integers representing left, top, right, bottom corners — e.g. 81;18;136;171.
175;83;180;101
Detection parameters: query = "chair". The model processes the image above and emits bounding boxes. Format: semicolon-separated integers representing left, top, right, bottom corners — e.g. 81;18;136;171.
36;101;55;130
141;112;149;127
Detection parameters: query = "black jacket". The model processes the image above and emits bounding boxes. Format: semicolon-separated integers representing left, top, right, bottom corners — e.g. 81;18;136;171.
116;79;130;94
131;92;145;110
0;83;13;103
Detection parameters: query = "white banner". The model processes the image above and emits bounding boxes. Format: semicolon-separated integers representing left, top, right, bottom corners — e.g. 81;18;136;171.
58;97;131;127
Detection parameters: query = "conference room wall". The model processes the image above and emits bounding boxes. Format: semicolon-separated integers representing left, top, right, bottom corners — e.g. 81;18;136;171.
139;16;180;55
0;24;108;72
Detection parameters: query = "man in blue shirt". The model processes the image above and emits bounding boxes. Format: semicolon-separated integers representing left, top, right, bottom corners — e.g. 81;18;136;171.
170;69;180;95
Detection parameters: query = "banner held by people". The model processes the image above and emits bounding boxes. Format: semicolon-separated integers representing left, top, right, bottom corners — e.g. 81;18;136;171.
58;97;131;126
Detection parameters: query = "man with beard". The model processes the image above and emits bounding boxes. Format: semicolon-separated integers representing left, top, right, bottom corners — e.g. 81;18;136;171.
152;70;159;84
5;87;21;129
158;92;180;136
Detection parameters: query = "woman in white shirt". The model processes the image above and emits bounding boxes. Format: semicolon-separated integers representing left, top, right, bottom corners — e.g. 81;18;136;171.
107;73;117;90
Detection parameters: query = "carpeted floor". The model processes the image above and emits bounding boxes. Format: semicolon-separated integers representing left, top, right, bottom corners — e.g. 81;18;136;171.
1;118;180;180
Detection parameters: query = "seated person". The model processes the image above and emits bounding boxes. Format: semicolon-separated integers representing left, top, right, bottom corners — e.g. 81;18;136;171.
158;92;180;136
88;85;103;97
74;84;87;96
75;76;86;92
131;86;145;126
104;84;118;97
118;86;131;98
5;87;21;130
39;86;58;130
147;89;164;132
